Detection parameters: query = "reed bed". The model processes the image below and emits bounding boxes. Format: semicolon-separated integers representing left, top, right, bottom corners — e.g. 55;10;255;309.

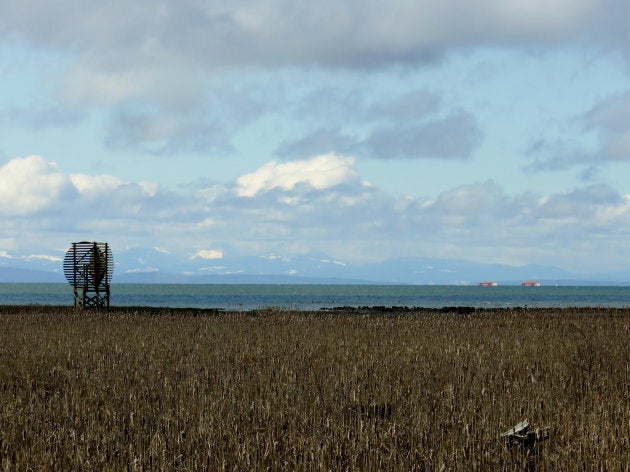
0;306;628;470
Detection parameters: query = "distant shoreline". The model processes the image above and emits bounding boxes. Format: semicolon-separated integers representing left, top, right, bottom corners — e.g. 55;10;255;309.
2;305;629;315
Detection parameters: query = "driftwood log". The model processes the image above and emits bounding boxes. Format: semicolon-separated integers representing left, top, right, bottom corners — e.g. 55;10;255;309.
501;419;550;450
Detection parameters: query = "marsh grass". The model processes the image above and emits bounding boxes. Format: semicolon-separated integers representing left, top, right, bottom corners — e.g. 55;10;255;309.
1;306;629;470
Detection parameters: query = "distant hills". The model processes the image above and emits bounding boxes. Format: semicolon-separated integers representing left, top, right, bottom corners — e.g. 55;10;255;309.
1;250;629;285
0;266;64;283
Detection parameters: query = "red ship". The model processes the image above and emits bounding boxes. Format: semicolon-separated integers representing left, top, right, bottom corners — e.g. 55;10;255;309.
521;281;541;287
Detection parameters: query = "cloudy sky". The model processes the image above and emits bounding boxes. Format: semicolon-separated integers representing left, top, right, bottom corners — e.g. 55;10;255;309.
1;0;630;277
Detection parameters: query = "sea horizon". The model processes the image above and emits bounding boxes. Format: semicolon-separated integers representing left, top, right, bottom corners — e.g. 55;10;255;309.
1;283;630;310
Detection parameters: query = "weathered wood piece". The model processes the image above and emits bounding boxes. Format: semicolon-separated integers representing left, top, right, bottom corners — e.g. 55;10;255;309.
501;419;550;450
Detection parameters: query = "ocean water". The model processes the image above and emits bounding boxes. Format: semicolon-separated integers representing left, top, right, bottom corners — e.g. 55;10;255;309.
0;283;630;310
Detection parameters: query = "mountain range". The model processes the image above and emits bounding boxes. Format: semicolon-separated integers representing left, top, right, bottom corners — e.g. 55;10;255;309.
1;248;629;285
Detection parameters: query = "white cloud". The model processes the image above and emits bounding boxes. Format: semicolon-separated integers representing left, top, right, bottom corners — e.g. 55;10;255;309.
70;173;124;194
0;157;161;220
236;153;360;197
0;156;75;216
597;193;630;221
70;173;158;197
138;181;159;197
195;218;217;229
0;250;13;259
192;249;224;260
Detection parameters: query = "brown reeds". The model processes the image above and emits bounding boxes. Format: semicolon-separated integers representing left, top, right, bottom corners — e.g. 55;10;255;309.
1;306;628;470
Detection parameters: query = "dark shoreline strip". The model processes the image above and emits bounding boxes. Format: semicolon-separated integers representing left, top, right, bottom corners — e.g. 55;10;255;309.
1;304;629;316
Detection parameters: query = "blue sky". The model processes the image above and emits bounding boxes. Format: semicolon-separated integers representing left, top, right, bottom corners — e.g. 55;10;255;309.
1;0;630;277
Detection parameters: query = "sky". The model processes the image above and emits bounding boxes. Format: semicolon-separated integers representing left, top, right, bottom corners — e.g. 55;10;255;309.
1;0;630;278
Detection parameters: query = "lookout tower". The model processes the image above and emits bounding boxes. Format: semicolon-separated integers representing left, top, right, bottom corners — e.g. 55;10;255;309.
63;242;113;309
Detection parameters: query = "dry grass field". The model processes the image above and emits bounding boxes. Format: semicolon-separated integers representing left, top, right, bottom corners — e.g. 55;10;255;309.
0;305;628;470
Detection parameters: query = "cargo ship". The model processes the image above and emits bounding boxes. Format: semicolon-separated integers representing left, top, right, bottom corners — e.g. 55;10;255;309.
479;281;498;286
521;281;541;287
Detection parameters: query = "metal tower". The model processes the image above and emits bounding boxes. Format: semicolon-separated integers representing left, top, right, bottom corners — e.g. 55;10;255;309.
63;241;113;309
